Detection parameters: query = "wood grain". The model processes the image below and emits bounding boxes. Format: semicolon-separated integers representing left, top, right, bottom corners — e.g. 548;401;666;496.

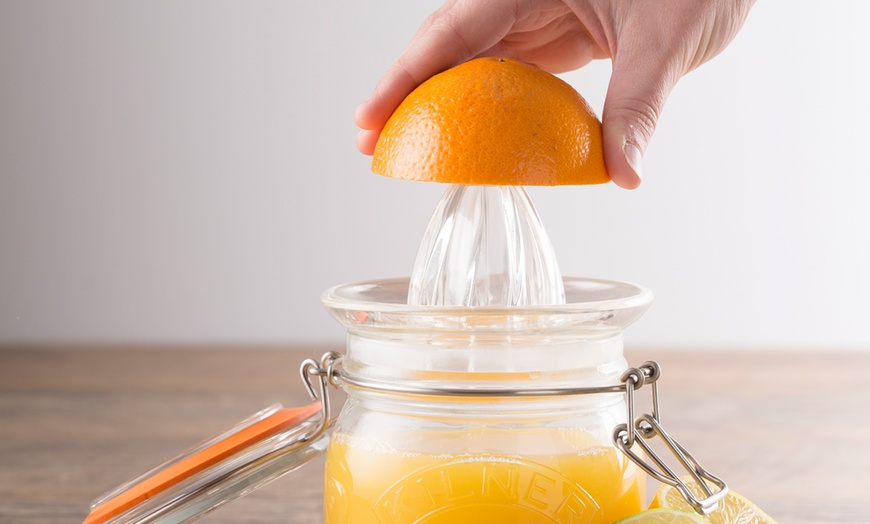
1;346;867;523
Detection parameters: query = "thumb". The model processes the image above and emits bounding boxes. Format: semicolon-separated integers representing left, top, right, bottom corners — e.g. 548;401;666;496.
602;50;679;189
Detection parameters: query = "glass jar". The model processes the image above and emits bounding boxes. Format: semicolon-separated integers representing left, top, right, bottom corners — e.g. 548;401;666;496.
81;275;660;524
320;276;653;524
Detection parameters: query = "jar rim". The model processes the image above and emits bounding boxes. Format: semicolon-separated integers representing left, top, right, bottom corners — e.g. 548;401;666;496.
321;276;653;334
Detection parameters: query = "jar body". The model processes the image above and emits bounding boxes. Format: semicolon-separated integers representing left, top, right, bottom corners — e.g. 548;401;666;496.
320;277;653;523
324;389;643;524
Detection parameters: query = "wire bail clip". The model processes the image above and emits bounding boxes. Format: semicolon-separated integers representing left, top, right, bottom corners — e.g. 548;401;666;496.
612;361;728;515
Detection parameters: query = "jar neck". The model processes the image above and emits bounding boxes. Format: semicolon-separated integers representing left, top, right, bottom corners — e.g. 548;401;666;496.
341;386;626;421
340;330;627;393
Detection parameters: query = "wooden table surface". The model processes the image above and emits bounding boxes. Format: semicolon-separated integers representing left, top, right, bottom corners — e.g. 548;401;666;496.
1;346;868;524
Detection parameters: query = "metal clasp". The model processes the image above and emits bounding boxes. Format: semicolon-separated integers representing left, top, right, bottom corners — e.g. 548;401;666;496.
612;361;728;515
298;351;342;443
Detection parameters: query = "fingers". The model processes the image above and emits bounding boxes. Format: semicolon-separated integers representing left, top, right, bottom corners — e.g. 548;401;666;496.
356;129;379;156
355;0;516;152
601;42;680;189
599;0;755;189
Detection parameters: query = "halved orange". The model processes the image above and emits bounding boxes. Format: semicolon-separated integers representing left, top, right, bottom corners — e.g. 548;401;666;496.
372;57;609;186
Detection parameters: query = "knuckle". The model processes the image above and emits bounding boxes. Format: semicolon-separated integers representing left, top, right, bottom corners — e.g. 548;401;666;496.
428;17;474;64
613;97;661;140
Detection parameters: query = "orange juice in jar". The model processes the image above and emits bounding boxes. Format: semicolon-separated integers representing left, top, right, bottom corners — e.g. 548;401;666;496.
324;412;644;523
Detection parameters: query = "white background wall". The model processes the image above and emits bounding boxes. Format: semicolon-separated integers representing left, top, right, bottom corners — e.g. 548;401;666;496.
1;1;868;350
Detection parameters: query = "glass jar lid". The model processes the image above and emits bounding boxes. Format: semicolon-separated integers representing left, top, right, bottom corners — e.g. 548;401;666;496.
83;403;326;524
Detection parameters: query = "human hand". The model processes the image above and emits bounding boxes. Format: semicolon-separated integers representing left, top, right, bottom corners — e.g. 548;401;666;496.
355;0;754;189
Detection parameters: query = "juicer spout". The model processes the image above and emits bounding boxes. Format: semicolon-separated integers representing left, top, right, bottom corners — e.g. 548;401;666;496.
408;185;566;307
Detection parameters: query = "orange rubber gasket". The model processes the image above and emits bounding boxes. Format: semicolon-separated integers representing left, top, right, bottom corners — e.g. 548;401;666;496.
83;402;321;524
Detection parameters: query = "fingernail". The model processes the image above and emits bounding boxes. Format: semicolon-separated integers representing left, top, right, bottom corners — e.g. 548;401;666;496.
623;142;643;181
354;101;368;124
